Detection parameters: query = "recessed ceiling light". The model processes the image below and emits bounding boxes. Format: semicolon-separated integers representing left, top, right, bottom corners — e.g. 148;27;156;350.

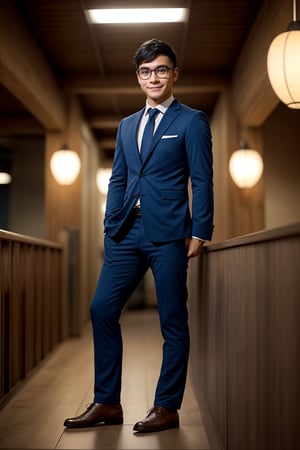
87;8;187;24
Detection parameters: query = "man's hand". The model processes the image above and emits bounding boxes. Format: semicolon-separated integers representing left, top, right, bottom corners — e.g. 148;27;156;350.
185;237;204;258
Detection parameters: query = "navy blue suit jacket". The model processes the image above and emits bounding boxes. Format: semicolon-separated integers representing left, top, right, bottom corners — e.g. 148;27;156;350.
104;99;214;243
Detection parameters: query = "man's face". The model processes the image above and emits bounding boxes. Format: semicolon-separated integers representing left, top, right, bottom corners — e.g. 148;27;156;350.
136;55;179;106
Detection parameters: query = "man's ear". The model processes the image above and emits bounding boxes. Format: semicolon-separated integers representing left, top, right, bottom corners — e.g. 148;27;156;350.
173;67;179;82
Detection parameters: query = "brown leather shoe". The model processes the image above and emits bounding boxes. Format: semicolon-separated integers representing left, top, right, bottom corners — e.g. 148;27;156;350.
133;406;179;432
64;403;123;428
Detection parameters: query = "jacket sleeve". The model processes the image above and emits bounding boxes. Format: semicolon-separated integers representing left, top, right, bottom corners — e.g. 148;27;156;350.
185;111;214;240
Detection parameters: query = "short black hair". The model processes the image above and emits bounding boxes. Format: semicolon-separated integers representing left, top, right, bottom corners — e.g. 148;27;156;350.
133;38;177;69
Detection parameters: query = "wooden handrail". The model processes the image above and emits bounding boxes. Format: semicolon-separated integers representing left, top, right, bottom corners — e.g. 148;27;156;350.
0;229;61;248
206;222;300;251
0;230;64;406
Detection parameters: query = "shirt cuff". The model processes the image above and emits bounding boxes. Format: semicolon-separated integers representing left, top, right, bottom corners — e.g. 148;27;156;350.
192;236;206;242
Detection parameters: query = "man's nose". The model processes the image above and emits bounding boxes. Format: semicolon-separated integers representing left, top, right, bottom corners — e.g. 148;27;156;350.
149;70;159;81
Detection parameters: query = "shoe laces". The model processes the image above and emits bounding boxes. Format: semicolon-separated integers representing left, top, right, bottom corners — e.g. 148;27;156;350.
148;405;162;416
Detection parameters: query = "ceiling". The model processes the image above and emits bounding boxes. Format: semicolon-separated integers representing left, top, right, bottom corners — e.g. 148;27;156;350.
1;0;264;162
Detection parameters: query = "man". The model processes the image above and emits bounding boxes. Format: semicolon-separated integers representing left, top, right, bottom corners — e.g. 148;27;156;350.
64;38;214;433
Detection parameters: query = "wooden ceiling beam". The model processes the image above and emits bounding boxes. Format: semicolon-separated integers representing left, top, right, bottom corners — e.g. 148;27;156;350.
0;0;66;131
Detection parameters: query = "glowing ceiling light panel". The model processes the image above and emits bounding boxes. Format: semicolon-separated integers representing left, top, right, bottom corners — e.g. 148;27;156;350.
87;8;187;24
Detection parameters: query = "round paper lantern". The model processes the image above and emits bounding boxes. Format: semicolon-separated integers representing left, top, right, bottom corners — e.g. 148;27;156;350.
267;21;300;109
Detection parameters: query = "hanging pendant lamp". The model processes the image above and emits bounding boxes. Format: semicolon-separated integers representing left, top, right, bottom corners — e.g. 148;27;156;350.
267;0;300;109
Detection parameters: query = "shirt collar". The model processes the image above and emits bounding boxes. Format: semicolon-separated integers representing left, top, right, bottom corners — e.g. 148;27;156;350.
145;95;174;115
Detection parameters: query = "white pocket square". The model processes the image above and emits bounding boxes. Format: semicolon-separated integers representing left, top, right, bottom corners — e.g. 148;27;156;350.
161;135;178;139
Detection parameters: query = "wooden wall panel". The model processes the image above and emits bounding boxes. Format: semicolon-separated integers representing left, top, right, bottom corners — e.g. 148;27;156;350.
11;242;22;387
188;252;227;450
204;251;227;445
0;241;12;400
188;223;300;450
226;246;259;450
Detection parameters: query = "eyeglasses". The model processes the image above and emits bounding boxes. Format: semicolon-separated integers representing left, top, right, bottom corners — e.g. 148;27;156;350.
136;65;173;80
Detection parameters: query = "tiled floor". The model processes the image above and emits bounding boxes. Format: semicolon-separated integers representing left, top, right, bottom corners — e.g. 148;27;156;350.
0;309;211;449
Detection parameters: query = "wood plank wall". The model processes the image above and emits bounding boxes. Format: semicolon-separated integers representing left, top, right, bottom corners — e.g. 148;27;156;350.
188;223;300;450
0;230;64;406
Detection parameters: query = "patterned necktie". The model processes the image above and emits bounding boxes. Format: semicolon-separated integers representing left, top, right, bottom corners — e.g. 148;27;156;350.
140;108;159;161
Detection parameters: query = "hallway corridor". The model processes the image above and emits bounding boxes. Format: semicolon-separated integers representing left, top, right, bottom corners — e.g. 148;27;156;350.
0;309;210;449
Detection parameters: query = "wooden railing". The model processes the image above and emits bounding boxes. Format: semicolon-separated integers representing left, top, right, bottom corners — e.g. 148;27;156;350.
188;223;300;450
0;230;65;406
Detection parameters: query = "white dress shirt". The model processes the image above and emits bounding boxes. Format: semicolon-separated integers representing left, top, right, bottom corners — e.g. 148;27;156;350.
137;95;175;151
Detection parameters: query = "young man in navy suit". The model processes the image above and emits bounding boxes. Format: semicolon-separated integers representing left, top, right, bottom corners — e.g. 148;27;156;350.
64;38;214;432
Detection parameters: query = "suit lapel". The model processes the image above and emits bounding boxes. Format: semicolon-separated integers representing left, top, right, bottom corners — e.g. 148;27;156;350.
128;108;144;166
141;100;181;166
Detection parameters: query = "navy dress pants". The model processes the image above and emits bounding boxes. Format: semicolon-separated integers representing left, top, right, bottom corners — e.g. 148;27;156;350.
90;216;190;410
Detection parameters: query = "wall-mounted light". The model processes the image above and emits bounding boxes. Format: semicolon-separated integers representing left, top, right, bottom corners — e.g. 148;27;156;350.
50;146;81;185
96;168;111;217
0;172;11;184
267;0;300;109
229;141;263;189
96;168;111;194
0;152;12;185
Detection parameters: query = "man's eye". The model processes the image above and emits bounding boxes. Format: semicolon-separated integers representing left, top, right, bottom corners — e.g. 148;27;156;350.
157;67;167;74
140;69;150;76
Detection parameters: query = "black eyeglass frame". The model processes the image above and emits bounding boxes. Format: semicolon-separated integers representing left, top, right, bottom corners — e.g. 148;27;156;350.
136;65;174;80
